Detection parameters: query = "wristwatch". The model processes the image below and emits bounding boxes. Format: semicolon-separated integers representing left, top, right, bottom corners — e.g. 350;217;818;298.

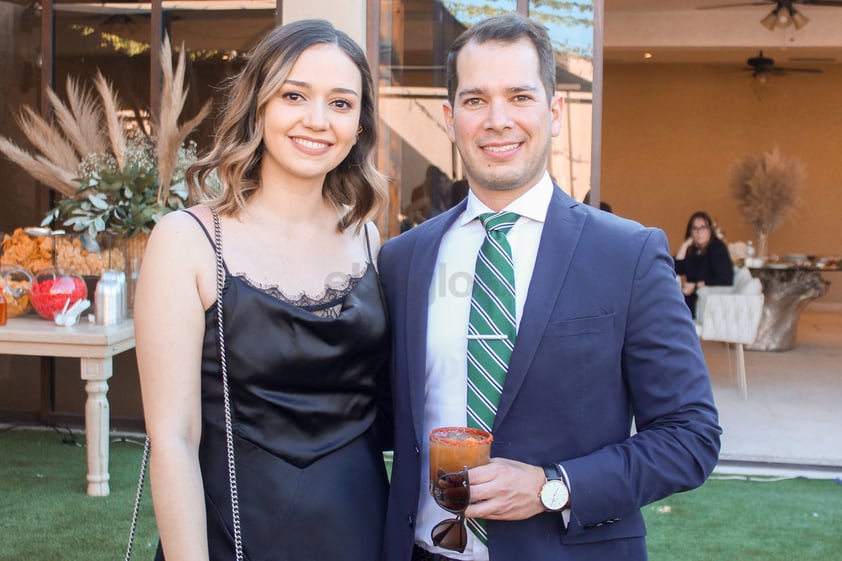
539;464;570;511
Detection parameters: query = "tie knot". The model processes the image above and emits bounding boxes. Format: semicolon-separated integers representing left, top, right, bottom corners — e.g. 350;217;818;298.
479;211;520;235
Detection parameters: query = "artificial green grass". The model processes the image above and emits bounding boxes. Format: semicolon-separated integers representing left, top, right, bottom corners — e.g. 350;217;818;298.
1;426;159;561
645;476;842;561
2;427;841;561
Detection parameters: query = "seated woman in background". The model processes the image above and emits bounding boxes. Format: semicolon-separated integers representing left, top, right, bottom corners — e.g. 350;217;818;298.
675;211;734;316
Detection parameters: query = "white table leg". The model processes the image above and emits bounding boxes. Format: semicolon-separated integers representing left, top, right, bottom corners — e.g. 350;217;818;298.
736;343;748;401
81;357;113;496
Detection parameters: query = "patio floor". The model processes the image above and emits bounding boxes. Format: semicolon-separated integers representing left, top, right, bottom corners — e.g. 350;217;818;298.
706;309;842;479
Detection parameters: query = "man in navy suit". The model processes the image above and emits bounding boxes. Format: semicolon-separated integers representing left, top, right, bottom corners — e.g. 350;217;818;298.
378;13;721;561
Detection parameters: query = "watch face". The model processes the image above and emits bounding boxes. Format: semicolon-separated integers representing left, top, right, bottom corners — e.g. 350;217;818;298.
540;480;569;511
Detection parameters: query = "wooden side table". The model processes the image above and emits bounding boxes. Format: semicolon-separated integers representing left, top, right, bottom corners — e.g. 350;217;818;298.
0;317;135;496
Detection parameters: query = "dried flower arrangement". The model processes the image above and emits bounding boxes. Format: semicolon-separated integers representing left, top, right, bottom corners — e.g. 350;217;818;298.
0;36;211;241
729;146;804;257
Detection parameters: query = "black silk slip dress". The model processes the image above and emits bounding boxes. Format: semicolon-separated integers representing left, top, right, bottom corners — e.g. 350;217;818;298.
156;212;391;561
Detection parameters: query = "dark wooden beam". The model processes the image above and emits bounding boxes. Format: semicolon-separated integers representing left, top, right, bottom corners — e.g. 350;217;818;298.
37;0;55;217
150;0;163;122
39;0;53;118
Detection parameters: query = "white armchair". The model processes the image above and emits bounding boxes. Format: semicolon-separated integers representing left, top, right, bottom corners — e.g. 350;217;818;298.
695;267;764;399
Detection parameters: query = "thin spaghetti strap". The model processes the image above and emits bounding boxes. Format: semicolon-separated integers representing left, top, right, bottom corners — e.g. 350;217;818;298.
363;222;374;265
181;209;215;249
182;208;231;276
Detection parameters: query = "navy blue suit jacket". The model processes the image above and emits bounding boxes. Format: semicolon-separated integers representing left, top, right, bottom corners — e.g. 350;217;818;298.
378;187;721;561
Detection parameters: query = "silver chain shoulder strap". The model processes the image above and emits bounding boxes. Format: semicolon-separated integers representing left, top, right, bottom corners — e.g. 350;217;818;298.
124;436;149;561
124;208;244;561
213;207;245;561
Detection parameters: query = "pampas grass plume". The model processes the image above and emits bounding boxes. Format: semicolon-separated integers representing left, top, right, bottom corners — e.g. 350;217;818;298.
730;146;804;242
0;37;210;215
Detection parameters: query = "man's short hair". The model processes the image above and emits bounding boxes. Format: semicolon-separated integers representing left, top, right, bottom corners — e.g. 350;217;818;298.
446;13;556;106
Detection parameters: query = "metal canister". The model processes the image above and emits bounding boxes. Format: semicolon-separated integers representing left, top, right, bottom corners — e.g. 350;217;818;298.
94;270;127;326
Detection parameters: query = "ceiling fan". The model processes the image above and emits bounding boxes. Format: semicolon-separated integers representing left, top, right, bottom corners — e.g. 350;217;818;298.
699;0;842;30
743;50;823;77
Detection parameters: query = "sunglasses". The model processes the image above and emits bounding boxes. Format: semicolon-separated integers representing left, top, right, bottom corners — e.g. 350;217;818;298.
430;467;471;552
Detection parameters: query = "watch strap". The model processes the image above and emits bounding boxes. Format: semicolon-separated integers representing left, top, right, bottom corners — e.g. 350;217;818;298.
543;463;561;481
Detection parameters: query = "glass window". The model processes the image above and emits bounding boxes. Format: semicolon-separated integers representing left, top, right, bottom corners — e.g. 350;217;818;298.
0;1;43;231
536;0;594;202
50;2;275;167
54;2;153;132
168;4;276;142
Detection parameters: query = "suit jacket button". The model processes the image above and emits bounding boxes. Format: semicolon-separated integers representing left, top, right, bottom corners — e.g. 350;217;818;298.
407;514;415;527
414;445;420;455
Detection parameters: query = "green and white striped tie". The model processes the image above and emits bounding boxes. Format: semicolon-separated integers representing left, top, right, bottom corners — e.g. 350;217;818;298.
466;211;519;545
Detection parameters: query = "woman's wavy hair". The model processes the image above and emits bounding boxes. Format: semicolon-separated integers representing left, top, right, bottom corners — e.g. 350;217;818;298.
187;19;387;231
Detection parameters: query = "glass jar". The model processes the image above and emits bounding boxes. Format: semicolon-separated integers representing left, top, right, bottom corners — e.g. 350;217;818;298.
30;267;88;321
0;264;34;318
20;227;88;320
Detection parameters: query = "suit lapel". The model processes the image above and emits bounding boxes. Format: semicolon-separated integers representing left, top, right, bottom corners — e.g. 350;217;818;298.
405;201;467;443
494;188;587;428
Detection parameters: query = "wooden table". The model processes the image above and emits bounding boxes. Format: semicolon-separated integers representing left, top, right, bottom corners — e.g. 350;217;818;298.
0;316;135;496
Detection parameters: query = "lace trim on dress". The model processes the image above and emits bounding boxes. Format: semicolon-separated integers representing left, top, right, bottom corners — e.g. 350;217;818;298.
233;265;368;319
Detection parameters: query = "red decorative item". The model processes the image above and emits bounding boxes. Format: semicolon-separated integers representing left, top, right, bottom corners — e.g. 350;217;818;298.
30;271;88;320
20;226;88;321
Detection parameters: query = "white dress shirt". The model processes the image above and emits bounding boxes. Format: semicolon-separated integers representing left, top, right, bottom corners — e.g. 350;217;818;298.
415;173;554;560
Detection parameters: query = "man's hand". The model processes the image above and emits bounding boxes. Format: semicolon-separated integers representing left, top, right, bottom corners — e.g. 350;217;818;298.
464;458;547;521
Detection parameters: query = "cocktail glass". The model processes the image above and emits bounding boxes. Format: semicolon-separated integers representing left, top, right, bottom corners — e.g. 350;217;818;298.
428;427;492;552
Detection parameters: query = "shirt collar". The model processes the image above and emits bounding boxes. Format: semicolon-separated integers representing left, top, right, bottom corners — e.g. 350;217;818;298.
460;171;554;227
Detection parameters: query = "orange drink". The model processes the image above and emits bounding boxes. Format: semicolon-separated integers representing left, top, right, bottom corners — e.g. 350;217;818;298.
429;427;492;511
429;427;493;478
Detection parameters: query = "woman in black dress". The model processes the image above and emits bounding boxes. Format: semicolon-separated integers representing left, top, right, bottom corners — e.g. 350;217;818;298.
135;20;391;561
674;211;734;316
